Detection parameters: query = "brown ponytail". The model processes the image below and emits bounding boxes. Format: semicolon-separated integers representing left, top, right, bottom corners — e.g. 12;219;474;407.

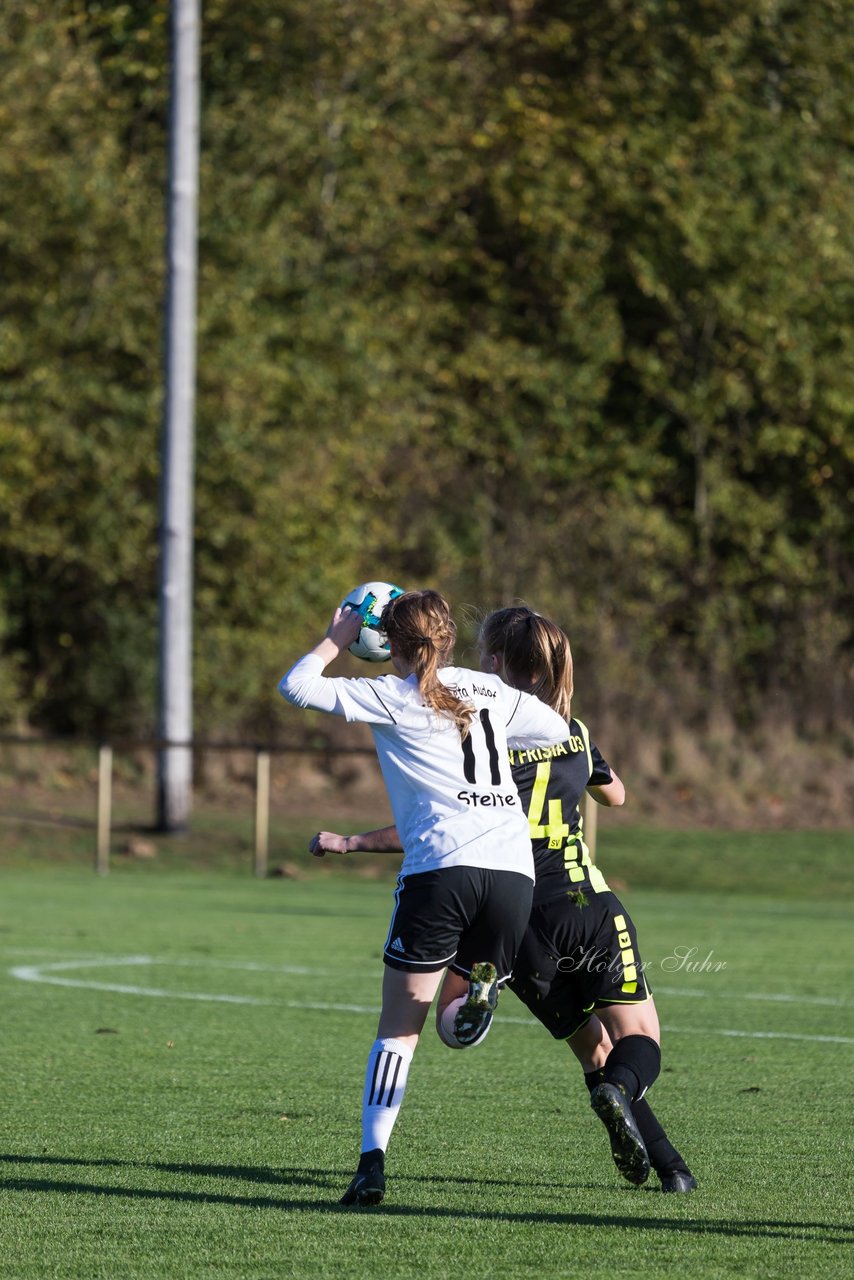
382;590;476;738
479;606;573;719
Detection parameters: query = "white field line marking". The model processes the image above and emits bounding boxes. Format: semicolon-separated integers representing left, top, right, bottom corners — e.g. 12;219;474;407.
658;1024;854;1046
2;946;851;1008
654;985;848;1008
445;1015;854;1044
9;963;275;1006
8;956;854;1045
1;951;317;975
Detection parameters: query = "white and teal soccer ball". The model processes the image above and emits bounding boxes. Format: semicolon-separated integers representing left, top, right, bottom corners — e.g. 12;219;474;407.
341;581;405;662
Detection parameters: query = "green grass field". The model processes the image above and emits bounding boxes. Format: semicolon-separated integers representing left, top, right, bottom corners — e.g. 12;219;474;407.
1;832;852;1278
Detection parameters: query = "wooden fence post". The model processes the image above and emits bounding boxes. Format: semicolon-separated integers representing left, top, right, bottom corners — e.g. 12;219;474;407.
254;750;270;878
96;744;113;875
581;791;598;864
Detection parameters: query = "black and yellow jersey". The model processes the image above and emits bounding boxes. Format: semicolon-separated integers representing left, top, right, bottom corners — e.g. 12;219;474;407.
507;717;613;905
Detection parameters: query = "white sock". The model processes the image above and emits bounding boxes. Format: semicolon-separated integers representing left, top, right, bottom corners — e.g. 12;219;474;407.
360;1038;413;1154
437;997;494;1049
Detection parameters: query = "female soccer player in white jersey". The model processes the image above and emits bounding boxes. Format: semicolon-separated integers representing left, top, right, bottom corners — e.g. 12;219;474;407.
278;589;569;1207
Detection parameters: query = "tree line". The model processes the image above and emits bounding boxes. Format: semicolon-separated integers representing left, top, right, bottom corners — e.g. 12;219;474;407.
1;0;851;757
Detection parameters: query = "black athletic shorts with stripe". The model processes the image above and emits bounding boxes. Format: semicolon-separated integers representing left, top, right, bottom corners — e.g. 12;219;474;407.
382;865;533;985
508;890;652;1038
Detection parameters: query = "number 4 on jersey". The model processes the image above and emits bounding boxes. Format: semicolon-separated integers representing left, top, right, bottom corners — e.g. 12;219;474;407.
526;761;569;849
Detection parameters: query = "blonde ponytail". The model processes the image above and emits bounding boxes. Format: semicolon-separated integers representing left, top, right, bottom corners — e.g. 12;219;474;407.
382;590;476;737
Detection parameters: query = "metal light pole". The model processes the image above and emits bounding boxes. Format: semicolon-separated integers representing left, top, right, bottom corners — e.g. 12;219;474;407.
157;0;200;831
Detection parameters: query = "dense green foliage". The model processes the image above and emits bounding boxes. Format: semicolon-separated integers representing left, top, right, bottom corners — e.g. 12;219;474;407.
1;0;852;739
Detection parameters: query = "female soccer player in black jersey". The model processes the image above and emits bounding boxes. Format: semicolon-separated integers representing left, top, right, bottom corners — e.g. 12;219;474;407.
312;605;696;1193
479;606;695;1192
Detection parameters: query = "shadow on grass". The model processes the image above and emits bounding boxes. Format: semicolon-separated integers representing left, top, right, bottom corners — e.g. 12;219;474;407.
1;1154;852;1244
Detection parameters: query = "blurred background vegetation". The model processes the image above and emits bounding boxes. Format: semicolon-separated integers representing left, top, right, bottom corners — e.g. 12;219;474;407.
1;0;851;825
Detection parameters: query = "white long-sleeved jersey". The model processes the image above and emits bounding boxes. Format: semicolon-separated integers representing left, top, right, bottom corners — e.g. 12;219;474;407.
279;656;568;879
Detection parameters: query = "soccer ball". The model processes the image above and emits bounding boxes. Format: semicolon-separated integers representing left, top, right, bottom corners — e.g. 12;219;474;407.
340;581;405;662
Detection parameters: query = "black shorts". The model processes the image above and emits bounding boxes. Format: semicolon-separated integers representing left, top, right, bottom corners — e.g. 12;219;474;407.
508;890;652;1039
382;866;533;984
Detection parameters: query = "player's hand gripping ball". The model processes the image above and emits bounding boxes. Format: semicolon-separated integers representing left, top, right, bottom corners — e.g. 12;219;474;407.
340;581;405;662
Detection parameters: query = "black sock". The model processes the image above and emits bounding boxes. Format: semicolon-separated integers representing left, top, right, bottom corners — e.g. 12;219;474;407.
630;1097;690;1176
584;1068;606;1094
584;1064;687;1174
601;1035;661;1102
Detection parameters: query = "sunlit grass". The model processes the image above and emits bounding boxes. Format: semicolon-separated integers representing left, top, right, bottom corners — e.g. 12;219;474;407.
0;869;852;1278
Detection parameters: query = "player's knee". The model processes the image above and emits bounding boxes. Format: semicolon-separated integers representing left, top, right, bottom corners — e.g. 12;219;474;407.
567;1016;612;1071
598;999;660;1044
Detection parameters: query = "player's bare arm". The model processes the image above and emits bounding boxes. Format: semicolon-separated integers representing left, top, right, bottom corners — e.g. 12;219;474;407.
587;770;626;807
309;825;402;857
